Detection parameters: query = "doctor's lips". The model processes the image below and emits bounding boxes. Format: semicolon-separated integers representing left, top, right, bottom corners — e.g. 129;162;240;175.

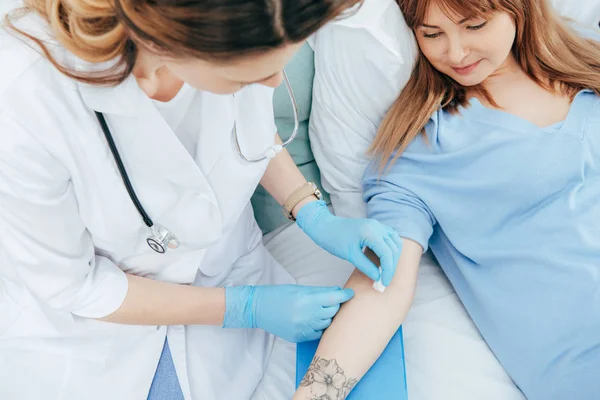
451;60;482;75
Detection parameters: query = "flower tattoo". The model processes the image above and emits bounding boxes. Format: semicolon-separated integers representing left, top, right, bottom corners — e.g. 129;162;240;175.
299;356;358;399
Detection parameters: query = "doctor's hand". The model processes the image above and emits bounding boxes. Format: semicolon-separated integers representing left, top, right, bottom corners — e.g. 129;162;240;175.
222;285;354;343
296;200;402;287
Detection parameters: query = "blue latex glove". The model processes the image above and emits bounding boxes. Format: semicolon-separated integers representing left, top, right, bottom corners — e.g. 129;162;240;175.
296;200;402;287
222;284;354;343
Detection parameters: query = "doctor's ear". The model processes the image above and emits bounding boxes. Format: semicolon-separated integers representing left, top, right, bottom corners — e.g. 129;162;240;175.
132;47;168;81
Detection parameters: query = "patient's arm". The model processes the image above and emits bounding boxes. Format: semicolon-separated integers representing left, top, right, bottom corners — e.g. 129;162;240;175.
293;239;422;400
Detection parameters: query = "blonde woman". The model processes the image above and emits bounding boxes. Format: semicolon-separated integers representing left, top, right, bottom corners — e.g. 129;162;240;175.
294;0;600;399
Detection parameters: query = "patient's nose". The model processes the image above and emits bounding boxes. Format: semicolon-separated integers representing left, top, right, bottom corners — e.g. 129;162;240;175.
447;35;469;65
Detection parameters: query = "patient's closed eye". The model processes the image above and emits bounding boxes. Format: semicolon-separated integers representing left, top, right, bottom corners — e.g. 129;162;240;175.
421;19;488;38
467;21;488;30
423;31;443;39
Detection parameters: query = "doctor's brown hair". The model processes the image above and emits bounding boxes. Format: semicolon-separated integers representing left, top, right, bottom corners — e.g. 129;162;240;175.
370;0;600;170
5;0;360;86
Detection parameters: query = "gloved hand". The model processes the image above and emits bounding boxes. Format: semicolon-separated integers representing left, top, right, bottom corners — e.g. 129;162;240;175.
296;200;402;287
222;284;354;343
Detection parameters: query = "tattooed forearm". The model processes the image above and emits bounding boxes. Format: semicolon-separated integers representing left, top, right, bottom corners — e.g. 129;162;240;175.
299;356;358;399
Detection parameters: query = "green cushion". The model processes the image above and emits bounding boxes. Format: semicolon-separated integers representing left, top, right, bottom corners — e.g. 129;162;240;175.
251;43;330;234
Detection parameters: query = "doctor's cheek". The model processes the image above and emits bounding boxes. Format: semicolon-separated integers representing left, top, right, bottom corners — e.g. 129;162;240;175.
259;72;284;88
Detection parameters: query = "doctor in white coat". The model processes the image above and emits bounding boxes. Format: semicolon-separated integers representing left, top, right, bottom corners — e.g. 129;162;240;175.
0;0;404;399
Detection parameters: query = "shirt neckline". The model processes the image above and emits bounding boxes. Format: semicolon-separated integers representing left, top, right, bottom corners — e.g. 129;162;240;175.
460;89;594;135
151;83;194;110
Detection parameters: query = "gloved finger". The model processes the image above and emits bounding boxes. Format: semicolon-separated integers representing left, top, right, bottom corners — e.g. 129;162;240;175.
382;236;401;286
350;250;380;281
310;318;333;331
385;234;402;266
305;285;344;294
314;288;355;307
366;237;395;286
316;304;340;319
384;232;400;255
298;329;323;343
388;230;403;255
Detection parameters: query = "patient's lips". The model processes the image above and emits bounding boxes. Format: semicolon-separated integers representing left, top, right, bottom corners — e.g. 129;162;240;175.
452;59;482;75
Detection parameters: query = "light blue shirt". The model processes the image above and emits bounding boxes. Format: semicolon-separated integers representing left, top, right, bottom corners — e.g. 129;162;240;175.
363;88;600;399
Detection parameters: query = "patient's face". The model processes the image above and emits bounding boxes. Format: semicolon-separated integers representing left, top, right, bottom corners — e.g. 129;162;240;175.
415;2;517;86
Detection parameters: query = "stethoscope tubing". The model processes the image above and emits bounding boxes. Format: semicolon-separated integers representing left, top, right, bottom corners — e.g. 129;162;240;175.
233;69;300;163
95;111;154;228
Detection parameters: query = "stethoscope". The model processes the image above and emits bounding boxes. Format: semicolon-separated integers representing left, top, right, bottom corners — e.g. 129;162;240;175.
233;70;299;162
94;69;299;254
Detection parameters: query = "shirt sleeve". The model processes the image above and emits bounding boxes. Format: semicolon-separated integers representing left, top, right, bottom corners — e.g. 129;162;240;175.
0;112;128;319
362;161;436;252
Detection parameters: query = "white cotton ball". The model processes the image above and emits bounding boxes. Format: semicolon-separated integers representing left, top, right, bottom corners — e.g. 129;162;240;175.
372;266;386;293
372;279;386;293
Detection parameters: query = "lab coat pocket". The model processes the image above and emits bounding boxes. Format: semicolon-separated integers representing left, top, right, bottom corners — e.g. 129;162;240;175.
197;205;258;278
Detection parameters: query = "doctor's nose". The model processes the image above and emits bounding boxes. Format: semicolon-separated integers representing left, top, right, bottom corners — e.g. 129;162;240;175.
260;71;284;88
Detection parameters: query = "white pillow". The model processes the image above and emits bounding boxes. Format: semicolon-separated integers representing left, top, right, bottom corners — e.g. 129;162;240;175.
309;0;417;219
550;0;600;27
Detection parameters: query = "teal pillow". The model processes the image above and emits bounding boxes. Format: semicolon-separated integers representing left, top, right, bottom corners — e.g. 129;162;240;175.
251;43;330;234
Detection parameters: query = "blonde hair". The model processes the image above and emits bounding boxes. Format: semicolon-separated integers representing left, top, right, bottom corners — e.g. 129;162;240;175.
6;0;135;85
370;0;600;170
4;0;361;86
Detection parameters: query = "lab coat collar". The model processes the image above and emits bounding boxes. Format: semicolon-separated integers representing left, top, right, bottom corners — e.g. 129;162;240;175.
77;74;143;117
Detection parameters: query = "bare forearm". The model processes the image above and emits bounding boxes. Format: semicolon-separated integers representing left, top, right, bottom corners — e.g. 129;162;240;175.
260;135;316;217
294;239;422;400
99;274;225;326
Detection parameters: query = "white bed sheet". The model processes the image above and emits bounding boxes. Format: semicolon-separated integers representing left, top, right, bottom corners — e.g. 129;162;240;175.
264;223;525;400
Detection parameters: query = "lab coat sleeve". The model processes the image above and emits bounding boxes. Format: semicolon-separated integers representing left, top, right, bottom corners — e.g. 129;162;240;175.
0;112;128;319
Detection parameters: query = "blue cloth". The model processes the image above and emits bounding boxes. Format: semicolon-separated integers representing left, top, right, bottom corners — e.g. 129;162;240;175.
296;328;408;399
147;339;184;400
363;89;600;399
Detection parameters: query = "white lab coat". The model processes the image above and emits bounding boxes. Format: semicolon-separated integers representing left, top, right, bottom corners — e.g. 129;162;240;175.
0;12;293;400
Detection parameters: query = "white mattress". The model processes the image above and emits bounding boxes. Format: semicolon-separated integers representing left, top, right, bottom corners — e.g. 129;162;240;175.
264;223;525;400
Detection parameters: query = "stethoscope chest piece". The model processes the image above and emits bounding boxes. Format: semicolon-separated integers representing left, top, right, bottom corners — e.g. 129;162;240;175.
94;111;181;255
146;224;180;254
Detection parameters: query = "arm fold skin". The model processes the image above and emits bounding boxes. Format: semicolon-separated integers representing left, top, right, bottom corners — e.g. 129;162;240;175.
293;239;422;400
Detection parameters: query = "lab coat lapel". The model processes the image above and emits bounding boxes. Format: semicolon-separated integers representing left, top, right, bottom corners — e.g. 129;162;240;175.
193;91;235;177
78;77;223;252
